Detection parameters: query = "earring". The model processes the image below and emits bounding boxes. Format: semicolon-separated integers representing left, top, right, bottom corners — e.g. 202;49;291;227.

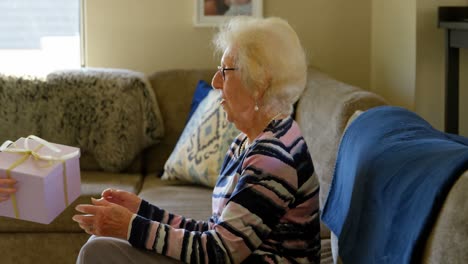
254;102;259;111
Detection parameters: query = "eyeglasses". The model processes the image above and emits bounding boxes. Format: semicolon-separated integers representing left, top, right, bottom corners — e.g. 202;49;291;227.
217;66;238;80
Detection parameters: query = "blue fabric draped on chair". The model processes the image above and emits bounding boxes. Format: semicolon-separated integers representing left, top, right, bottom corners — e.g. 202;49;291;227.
322;106;468;264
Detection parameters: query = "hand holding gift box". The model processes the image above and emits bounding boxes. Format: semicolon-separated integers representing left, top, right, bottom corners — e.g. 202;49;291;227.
0;178;17;203
0;135;81;224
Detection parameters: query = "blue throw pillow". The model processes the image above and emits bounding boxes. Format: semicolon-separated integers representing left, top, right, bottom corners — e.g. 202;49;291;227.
187;80;212;122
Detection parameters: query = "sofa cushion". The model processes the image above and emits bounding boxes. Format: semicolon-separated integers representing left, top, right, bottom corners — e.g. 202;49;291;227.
321;238;333;264
138;176;335;263
161;89;240;187
143;69;215;175
0;171;143;232
0;233;90;264
139;176;212;221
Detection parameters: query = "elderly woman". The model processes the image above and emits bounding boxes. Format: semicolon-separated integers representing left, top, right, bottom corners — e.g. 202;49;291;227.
74;16;320;263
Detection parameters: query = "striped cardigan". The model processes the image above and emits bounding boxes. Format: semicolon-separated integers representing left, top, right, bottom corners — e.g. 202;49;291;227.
129;117;321;263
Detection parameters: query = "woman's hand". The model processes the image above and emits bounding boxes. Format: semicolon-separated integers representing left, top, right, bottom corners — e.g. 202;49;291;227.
72;198;133;240
0;178;17;203
101;188;142;214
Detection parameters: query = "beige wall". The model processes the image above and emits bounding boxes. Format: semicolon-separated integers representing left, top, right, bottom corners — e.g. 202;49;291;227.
370;1;416;110
371;0;468;136
84;0;371;89
84;0;466;135
415;0;468;136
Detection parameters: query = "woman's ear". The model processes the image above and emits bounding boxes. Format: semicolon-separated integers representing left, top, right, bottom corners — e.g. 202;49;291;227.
256;74;271;101
254;88;266;107
253;90;259;99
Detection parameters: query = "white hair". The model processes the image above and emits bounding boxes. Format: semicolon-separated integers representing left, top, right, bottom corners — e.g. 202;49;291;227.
213;16;307;115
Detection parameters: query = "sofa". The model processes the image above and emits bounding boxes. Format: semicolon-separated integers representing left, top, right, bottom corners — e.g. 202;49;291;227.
0;67;466;264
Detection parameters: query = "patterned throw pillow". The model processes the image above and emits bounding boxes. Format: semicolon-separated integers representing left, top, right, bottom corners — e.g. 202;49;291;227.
161;89;240;187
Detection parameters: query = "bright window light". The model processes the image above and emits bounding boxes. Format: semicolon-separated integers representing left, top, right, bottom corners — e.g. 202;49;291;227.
0;0;82;78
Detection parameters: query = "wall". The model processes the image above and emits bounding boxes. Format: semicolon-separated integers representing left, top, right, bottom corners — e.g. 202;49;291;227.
84;0;372;89
415;0;468;136
85;0;466;135
370;1;416;110
371;0;467;136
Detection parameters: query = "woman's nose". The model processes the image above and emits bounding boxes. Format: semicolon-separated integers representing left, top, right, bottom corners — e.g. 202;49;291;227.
211;70;223;90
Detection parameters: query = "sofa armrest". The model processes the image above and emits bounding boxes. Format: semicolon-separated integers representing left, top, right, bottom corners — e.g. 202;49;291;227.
423;169;468;263
295;68;387;210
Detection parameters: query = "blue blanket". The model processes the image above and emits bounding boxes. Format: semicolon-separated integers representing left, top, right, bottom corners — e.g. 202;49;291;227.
321;106;468;264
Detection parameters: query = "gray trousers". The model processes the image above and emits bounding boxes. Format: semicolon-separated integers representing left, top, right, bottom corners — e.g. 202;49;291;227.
77;236;181;264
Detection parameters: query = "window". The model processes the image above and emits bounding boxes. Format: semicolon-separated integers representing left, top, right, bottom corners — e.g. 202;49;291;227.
0;0;83;77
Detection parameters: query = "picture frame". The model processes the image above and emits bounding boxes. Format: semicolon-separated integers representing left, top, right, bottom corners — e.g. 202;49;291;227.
194;0;263;27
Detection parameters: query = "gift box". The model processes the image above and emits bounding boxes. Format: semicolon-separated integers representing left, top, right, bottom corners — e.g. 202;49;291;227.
0;136;81;224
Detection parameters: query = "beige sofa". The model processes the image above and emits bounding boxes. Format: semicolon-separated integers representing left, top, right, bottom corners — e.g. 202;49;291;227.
0;68;466;264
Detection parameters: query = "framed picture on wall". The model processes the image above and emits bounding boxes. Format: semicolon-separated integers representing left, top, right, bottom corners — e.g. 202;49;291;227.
194;0;263;27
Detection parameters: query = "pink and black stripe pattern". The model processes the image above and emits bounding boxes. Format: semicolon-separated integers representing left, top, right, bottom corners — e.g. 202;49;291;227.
129;117;320;263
